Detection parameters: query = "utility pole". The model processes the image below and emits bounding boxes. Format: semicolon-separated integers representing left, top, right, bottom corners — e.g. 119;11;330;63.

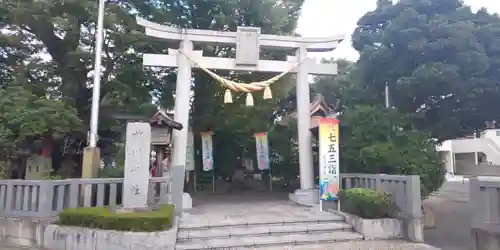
82;0;106;186
385;82;390;108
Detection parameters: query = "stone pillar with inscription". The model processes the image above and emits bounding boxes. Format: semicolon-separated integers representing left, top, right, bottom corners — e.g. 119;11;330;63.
123;122;151;209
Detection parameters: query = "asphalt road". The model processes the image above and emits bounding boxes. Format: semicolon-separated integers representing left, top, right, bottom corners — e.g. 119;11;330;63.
423;181;473;250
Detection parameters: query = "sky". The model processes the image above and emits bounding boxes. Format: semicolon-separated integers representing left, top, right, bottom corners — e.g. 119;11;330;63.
296;0;500;61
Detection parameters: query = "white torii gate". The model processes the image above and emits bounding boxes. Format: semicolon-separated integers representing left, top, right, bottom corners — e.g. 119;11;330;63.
137;17;343;205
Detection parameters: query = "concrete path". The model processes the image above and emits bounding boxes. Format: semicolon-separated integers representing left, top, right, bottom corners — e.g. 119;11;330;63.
423;181;472;250
183;192;341;227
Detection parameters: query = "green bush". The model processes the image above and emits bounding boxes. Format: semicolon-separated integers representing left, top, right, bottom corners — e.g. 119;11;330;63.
58;205;174;232
338;188;394;219
339;105;446;199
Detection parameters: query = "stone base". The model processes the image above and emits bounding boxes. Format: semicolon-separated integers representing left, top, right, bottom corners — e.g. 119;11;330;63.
81;147;100;179
472;227;500;250
344;213;404;240
0;217;55;248
43;221;178;250
422;204;435;229
289;189;319;206
183;193;192;209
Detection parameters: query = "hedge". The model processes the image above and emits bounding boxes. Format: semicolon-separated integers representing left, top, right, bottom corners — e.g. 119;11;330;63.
338;188;395;219
58;205;174;232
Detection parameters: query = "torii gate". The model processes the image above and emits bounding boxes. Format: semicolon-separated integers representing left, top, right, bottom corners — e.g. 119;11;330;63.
136;17;343;205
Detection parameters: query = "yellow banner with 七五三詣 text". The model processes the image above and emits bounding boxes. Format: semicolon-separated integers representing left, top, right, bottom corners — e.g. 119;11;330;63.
318;118;340;201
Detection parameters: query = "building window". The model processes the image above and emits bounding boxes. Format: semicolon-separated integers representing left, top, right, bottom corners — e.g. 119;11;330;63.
496;131;500;136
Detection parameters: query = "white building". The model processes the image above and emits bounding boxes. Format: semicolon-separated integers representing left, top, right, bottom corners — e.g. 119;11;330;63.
437;129;500;175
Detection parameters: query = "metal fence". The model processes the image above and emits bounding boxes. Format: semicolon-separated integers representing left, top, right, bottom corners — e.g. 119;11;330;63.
0;165;185;218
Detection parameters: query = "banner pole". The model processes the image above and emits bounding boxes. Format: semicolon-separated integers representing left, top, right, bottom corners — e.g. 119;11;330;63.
212;170;215;193
193;170;197;193
269;169;272;191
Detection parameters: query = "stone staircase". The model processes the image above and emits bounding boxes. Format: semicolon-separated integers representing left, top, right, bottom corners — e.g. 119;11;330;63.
175;215;363;249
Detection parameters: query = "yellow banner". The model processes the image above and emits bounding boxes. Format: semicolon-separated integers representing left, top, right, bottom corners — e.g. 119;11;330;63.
319;118;340;201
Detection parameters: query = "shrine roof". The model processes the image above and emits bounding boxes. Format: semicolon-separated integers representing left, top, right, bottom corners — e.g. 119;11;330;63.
149;109;183;130
279;94;336;126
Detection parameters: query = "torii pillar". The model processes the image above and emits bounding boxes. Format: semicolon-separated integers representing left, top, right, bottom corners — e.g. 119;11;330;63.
136;17;343;205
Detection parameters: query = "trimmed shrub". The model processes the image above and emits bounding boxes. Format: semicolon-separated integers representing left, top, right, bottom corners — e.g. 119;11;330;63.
58;205;174;232
338;188;393;219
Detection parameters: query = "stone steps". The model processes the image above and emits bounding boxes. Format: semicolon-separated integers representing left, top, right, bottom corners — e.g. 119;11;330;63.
179;216;345;230
178;221;353;241
175;219;363;249
175;231;363;249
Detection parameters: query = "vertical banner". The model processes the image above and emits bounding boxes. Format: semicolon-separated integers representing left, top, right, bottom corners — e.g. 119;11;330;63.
200;132;214;171
185;130;195;171
255;132;270;170
319;118;340;201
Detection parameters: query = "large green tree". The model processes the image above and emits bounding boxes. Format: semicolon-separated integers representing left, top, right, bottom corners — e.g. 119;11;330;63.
0;0;306;177
339;105;445;197
0;0;164;150
352;0;500;141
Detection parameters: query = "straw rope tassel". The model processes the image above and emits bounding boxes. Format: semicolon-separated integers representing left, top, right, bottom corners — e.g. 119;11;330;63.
177;50;307;106
246;93;254;106
263;86;272;100
224;89;233;103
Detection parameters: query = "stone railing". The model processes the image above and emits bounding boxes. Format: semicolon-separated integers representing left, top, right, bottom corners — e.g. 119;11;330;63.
470;176;500;250
0;165;185;218
341;173;423;242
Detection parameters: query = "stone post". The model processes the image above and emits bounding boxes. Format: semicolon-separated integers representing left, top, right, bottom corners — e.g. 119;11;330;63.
289;47;317;205
171;40;193;168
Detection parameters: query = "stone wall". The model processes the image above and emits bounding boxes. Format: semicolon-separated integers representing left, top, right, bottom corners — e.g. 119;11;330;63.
43;221;178;250
456;163;500;176
0;217;55;248
0;217;178;249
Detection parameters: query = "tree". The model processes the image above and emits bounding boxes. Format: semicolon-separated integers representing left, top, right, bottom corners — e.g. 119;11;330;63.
312;58;355;107
0;72;81;178
0;0;306;177
0;0;164;155
352;0;500;141
339;105;445;198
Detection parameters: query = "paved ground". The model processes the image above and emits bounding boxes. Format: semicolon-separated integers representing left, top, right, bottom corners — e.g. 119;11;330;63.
183;192;341;227
256;241;438;249
423;180;472;250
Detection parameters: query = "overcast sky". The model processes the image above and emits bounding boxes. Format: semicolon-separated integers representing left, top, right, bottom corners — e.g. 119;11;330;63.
296;0;500;61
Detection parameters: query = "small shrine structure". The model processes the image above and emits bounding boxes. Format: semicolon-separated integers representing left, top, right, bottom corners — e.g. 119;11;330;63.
149;109;183;176
279;94;337;128
113;109;183;176
278;94;337;153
